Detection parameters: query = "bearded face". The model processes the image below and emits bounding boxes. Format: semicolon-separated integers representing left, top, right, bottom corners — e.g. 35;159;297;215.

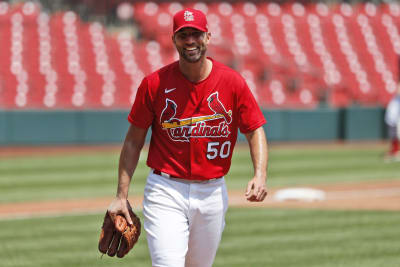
173;28;210;63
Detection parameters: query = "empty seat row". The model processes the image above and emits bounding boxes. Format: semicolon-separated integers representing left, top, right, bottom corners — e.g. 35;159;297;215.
1;1;400;109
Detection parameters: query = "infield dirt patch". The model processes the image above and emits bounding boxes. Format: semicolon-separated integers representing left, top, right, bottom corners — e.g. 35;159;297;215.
1;180;399;219
229;180;400;211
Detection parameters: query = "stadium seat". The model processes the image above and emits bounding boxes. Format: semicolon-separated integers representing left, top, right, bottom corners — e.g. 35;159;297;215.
1;2;400;109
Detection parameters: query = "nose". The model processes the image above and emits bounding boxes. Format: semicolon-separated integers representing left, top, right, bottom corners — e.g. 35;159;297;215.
184;34;196;45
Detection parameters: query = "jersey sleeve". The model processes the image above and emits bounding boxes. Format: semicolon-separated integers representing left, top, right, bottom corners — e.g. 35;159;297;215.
128;77;155;129
237;80;266;133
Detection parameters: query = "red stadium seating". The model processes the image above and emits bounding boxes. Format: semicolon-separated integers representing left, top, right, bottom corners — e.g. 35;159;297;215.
0;1;400;109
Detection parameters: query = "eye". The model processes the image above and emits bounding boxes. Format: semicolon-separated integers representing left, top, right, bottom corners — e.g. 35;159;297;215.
176;31;204;40
193;32;203;38
177;33;187;39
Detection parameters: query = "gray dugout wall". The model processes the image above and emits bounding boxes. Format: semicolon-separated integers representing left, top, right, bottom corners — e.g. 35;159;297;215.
0;106;386;145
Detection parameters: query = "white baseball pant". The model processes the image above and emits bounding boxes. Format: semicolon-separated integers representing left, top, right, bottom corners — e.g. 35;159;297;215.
397;119;400;139
143;170;229;267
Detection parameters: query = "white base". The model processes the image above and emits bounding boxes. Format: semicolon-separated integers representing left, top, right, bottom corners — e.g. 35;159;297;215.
273;188;326;202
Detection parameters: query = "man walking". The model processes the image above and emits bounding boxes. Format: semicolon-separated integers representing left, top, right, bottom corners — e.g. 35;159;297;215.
107;8;268;267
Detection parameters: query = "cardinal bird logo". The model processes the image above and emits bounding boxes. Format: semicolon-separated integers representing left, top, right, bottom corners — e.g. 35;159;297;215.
160;99;177;124
160;92;232;142
207;92;232;124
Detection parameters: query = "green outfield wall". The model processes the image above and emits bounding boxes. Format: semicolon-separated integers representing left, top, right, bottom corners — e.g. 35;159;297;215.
0;106;385;145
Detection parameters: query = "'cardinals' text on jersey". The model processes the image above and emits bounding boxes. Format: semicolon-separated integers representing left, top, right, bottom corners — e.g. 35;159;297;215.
128;58;266;180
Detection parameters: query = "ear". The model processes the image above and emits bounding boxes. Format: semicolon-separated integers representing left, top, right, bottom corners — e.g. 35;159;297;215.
205;32;211;45
172;34;176;45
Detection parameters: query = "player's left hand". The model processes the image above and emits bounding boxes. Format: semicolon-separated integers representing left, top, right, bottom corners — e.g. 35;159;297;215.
245;176;267;202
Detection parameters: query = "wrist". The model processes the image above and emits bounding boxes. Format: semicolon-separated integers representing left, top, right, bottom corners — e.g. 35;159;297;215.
254;171;266;179
116;192;128;200
116;183;130;199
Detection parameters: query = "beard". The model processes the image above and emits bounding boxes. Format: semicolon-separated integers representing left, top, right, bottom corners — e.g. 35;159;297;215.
178;45;207;63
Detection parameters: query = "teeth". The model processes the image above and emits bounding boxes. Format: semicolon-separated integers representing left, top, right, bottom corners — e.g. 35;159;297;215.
186;47;197;51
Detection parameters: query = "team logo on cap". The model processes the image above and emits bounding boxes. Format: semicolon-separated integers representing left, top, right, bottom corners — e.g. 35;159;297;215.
160;92;232;142
184;10;194;21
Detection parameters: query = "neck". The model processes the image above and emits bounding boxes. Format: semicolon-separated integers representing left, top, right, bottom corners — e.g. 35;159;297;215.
179;57;212;83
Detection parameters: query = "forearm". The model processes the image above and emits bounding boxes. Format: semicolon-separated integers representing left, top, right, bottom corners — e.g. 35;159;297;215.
245;127;268;179
116;125;147;199
117;142;142;199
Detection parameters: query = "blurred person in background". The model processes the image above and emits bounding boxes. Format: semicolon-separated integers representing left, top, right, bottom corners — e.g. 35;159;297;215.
384;85;400;162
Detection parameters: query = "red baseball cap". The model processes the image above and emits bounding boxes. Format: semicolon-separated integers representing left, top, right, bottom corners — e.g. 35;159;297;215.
173;8;208;34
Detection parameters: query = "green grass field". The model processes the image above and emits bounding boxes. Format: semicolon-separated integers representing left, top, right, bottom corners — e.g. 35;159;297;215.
1;209;399;267
1;143;400;266
1;144;399;203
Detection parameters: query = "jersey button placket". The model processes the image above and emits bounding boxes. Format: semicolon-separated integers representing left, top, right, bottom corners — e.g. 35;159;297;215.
187;85;196;179
188;117;193;179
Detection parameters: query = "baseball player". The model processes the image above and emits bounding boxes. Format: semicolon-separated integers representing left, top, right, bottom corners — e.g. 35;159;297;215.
384;84;400;161
107;8;268;267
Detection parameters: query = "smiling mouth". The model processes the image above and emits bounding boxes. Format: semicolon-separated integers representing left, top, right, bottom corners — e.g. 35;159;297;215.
185;47;198;52
180;46;203;62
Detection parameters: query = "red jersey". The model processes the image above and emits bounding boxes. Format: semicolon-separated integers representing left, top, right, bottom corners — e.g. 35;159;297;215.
128;58;266;180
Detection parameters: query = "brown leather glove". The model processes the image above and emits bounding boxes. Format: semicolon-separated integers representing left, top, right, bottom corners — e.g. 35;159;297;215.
98;209;141;258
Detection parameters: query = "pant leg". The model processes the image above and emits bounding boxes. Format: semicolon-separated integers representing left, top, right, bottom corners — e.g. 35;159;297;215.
397;119;400;140
143;173;190;267
185;178;229;267
388;125;397;139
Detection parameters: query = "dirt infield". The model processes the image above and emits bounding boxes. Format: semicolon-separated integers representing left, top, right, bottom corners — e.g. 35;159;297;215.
1;180;399;219
231;180;400;211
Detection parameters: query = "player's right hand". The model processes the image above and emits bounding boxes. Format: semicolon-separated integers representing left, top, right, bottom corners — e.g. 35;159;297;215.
107;198;134;225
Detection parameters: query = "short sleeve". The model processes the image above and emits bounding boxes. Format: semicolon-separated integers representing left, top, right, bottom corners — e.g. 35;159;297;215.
237;81;266;133
128;77;155;129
